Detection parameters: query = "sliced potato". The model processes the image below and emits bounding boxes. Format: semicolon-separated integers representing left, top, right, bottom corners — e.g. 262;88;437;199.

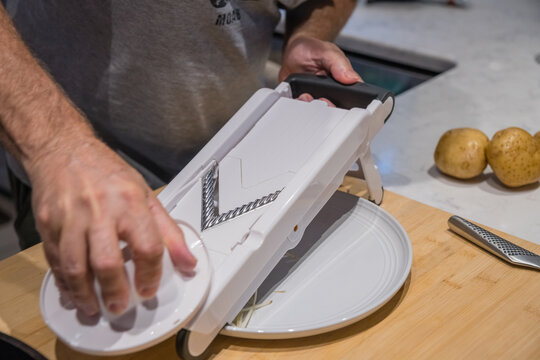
434;128;489;179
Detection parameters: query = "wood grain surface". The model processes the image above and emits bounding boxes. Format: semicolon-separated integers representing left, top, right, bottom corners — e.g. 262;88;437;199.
1;177;539;359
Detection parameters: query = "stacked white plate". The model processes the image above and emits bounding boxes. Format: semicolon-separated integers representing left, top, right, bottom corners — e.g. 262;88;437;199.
223;191;412;339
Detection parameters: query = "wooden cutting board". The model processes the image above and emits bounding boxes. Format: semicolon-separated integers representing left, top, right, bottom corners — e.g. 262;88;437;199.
0;177;539;359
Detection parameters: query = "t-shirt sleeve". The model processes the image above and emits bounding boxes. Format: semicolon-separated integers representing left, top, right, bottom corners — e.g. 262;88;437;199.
277;0;309;10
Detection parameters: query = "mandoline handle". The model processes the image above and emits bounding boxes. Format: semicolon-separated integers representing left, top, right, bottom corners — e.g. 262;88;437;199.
285;73;394;114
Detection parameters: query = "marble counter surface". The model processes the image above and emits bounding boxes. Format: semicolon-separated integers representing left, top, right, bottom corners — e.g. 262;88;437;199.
339;0;540;244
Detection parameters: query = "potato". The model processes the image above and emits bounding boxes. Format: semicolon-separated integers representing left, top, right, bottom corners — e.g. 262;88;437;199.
434;128;489;179
486;127;540;187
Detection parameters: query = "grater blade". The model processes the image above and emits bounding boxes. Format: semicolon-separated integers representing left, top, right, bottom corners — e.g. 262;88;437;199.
448;215;540;270
200;164;281;231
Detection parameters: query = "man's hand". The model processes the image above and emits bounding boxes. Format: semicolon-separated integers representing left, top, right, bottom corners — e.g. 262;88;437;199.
279;34;362;84
280;0;360;85
27;136;197;316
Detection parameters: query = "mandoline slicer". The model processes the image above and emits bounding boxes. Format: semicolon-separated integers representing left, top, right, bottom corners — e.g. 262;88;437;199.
157;74;395;359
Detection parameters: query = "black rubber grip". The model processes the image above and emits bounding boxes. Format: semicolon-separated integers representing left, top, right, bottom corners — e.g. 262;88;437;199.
285;73;394;111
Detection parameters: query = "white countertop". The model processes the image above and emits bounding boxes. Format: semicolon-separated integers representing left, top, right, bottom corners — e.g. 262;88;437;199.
340;0;540;244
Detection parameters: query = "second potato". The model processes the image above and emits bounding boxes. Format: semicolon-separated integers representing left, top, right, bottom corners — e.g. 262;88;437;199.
434;128;489;179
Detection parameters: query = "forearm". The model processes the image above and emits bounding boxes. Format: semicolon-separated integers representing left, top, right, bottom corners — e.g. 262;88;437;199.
285;0;357;43
0;6;95;172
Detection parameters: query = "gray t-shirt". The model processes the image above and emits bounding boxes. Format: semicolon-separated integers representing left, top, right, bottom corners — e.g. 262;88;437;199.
5;0;305;186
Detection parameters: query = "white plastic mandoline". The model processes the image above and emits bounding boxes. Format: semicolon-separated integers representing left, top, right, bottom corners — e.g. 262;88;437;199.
159;74;395;359
40;74;394;359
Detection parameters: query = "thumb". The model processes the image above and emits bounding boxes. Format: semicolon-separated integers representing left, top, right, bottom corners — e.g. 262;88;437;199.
323;50;363;84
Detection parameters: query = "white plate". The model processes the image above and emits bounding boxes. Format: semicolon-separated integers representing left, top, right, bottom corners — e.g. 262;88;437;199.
221;191;412;339
40;223;211;356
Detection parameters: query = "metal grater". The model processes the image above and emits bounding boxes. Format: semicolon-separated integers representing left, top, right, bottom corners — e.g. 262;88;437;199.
448;215;540;270
200;164;282;231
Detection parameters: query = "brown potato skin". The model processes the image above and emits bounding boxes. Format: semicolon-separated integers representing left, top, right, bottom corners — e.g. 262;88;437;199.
434;128;489;179
486;127;540;187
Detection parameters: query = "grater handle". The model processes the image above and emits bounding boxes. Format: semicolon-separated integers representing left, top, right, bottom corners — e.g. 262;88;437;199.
448;215;540;270
285;73;394;113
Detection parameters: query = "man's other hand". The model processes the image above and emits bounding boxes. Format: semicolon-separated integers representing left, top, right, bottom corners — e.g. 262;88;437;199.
27;138;197;316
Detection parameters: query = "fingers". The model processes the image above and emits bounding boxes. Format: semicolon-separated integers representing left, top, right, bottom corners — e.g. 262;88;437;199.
35;200;77;306
148;196;197;274
297;93;336;107
320;48;363;84
297;93;314;102
280;35;363;84
41;229;73;304
88;223;130;315
117;189;164;300
59;217;101;316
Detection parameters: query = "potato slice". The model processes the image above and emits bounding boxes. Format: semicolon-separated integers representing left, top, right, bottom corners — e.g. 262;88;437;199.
487;127;540;187
434;128;489;179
